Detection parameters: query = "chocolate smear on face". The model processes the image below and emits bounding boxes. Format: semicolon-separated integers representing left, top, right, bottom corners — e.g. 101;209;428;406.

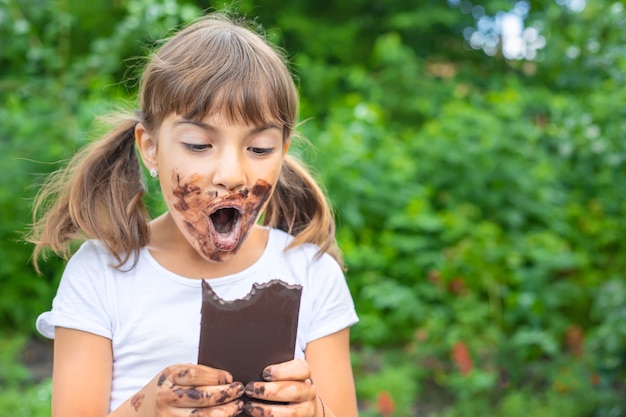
170;173;272;262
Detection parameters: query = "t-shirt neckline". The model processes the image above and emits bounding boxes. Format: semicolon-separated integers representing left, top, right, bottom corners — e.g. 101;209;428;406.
140;227;279;287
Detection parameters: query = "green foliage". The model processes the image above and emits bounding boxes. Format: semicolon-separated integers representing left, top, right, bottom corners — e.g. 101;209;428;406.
0;0;202;331
355;349;421;417
0;381;51;417
2;0;626;415
290;1;626;413
0;334;32;388
0;335;50;417
587;279;626;380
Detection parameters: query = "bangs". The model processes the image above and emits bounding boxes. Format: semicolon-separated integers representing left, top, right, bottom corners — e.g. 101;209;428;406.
141;18;297;138
180;68;289;129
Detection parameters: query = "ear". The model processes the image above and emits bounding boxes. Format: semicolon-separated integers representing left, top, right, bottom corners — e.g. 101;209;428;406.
135;123;158;169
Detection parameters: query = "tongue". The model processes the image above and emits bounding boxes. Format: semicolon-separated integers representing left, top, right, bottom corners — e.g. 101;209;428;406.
211;232;239;251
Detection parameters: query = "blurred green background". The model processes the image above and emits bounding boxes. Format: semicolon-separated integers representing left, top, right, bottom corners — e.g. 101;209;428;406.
2;0;626;415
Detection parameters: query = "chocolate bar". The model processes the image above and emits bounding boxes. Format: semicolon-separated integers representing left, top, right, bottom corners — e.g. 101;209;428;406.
198;279;302;403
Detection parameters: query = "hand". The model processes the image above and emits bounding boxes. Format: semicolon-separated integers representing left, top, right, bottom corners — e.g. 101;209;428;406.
132;364;245;417
243;359;319;417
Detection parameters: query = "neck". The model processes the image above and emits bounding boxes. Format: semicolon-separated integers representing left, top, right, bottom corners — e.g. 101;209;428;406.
146;213;268;279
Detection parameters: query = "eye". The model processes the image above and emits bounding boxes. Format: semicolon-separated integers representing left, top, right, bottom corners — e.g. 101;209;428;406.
183;143;212;152
248;147;275;156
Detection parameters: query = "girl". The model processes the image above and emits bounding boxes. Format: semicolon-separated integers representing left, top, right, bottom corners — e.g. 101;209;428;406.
30;14;359;417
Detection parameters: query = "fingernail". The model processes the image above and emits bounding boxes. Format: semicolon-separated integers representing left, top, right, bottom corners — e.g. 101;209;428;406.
245;382;254;396
262;368;272;380
232;382;245;393
244;403;256;415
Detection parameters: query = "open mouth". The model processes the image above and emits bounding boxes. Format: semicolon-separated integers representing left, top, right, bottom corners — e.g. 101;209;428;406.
210;207;241;234
206;206;245;252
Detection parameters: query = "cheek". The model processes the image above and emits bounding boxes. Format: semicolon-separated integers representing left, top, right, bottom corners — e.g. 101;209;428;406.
167;172;216;213
259;163;282;185
160;177;182;212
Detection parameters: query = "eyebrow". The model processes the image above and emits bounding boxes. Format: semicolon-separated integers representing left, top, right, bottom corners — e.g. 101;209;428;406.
172;119;281;135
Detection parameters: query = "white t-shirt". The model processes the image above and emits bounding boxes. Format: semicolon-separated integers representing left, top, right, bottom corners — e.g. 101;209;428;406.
36;228;358;412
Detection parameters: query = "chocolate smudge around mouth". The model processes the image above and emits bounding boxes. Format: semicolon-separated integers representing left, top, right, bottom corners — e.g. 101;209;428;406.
171;172;272;261
173;173;205;212
251;182;271;197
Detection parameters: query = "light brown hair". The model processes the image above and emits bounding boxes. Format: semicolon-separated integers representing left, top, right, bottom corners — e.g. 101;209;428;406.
28;14;343;271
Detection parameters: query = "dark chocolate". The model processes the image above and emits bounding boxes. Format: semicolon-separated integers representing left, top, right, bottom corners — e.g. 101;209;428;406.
198;279;302;400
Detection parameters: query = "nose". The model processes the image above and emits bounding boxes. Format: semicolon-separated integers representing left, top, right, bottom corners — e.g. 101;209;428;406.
211;147;246;191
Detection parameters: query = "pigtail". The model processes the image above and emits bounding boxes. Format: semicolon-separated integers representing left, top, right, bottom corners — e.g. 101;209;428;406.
29;116;150;272
263;155;345;270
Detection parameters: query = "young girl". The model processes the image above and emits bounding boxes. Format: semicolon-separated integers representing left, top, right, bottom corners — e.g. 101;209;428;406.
30;14;359;417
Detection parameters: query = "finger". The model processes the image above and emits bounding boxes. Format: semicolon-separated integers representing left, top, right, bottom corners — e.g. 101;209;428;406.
156;382;245;408
245;379;315;403
244;400;314;417
188;399;245;417
154;399;245;417
262;359;310;382
158;365;234;387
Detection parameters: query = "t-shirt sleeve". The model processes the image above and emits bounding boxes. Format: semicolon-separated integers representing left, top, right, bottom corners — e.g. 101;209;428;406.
36;241;113;340
304;253;359;343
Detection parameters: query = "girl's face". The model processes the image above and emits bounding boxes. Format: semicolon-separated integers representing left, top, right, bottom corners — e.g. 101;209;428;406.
138;112;288;263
